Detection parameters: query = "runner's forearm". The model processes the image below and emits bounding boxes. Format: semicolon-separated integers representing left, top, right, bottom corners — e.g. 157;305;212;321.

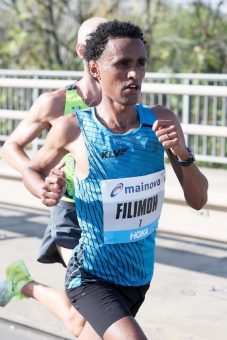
180;164;208;209
1;141;31;174
22;166;45;199
166;148;208;209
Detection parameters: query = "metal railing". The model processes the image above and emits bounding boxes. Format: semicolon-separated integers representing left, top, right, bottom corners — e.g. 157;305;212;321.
0;69;227;84
0;75;227;164
0;69;84;79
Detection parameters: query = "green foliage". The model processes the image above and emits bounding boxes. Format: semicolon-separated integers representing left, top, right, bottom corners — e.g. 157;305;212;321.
0;0;226;72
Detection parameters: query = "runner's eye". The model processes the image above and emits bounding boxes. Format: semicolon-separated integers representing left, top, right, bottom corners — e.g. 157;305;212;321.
116;60;130;68
137;59;146;67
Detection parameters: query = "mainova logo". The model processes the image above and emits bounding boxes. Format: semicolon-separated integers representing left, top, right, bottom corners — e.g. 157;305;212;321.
110;183;124;197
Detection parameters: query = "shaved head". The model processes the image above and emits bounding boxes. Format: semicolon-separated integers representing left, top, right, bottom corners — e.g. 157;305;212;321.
77;17;108;45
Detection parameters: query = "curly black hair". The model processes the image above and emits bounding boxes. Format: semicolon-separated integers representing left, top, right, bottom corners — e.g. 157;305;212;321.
84;19;147;61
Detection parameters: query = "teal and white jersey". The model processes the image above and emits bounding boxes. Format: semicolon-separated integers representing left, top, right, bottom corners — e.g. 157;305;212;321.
66;104;165;289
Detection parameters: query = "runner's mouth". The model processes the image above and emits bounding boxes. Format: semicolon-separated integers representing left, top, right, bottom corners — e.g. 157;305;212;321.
123;83;140;92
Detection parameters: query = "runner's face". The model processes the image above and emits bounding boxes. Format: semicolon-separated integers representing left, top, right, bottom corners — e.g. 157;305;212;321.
93;37;147;105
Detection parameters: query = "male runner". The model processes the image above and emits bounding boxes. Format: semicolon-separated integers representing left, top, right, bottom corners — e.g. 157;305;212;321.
21;20;208;339
0;17;107;337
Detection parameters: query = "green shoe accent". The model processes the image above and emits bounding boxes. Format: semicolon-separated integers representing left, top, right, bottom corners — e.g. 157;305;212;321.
5;260;32;300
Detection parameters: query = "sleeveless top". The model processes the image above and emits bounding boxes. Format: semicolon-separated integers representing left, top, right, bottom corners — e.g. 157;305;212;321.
66;104;165;289
61;84;88;202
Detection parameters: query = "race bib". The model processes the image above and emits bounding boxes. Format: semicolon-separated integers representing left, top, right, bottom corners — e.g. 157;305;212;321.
101;170;165;244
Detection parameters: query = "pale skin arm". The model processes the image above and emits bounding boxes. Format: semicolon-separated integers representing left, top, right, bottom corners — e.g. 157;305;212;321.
152;106;208;210
1;93;55;173
1;91;67;205
22;115;79;206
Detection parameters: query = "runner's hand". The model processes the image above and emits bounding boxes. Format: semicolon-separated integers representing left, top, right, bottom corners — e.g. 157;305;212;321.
41;162;66;207
153;119;189;159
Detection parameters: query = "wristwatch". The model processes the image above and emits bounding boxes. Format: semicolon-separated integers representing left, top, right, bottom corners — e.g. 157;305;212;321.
176;147;195;167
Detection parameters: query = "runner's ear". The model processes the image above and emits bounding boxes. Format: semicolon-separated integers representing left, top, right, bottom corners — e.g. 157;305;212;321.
89;60;100;80
76;43;85;59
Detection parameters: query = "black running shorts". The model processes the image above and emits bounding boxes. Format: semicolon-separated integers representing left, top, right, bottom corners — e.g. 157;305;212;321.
66;280;150;337
37;200;81;266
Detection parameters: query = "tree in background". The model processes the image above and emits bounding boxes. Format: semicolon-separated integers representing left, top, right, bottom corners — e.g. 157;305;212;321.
0;0;112;69
129;0;227;73
162;0;227;73
0;0;226;73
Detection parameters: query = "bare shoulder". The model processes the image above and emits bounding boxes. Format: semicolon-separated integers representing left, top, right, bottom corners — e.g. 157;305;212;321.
50;114;80;147
151;104;178;121
29;88;66;125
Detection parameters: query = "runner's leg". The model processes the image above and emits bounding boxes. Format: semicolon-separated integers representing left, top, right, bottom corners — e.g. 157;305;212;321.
77;316;147;340
77;321;102;340
35;202;86;336
103;316;148;339
1;202;85;336
21;281;85;336
19;245;85;336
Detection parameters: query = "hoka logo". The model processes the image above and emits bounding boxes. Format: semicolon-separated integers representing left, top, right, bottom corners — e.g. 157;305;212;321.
130;228;149;241
102;148;129;159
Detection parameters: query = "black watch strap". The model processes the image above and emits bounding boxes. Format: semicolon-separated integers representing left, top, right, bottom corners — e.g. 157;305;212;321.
176;147;195;167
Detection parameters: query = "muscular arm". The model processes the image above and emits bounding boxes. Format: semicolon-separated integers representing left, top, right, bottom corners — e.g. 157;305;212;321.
1;90;65;173
152;106;208;210
22;115;79;201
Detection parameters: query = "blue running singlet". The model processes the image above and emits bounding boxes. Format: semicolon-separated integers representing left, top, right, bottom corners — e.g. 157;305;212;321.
66;104;165;288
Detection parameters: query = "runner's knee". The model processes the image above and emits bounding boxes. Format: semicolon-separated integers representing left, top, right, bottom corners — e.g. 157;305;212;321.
62;307;85;337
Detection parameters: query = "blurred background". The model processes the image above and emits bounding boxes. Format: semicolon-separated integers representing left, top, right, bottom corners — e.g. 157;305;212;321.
0;0;226;73
0;1;227;339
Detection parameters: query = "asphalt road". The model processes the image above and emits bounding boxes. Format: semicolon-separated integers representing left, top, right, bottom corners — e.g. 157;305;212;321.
0;318;65;340
0;203;227;339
